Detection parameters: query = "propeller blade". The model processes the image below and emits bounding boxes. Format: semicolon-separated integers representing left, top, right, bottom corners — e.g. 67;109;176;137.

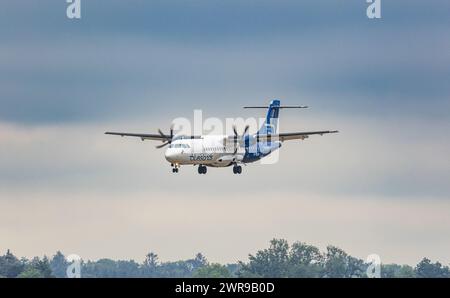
158;129;167;140
159;127;175;143
156;142;170;149
232;125;238;149
243;125;249;135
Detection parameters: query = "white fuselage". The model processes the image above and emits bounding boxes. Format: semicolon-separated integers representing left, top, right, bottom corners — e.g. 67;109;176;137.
164;135;245;167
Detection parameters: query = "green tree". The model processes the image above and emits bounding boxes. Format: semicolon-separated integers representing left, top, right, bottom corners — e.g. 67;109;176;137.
82;259;117;278
238;239;290;277
0;249;25;278
193;253;208;269
159;260;196;277
50;251;68;278
415;258;449;278
323;246;347;277
117;260;140;277
28;256;54;278
18;268;45;278
382;264;416;278
193;263;232;278
397;265;416;278
288;242;323;277
142;252;159;277
225;263;240;277
323;246;365;278
0;249;26;278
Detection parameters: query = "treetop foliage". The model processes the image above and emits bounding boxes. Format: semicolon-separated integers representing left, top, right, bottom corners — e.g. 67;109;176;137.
1;239;449;278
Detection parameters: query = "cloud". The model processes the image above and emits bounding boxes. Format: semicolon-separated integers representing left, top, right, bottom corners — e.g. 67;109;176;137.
1;1;449;124
0;110;449;197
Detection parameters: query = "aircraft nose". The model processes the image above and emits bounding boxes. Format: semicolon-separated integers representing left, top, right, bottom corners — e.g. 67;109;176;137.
165;149;176;162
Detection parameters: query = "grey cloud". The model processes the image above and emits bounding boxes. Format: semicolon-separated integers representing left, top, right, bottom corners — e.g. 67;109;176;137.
1;1;449;124
1;114;449;198
1;28;449;124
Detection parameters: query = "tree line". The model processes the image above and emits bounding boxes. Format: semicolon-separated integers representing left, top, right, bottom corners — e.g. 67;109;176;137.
1;239;449;278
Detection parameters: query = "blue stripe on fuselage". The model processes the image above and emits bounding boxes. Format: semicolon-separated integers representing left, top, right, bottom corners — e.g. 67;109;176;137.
243;141;282;163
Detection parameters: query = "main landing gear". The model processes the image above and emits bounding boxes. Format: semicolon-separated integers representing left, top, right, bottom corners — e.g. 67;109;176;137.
198;165;207;174
233;165;242;174
171;164;179;173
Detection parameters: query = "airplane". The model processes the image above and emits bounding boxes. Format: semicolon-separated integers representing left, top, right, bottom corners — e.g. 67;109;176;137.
105;100;338;174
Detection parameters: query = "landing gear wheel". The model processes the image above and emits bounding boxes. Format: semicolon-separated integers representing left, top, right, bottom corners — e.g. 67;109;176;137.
198;165;207;174
172;168;179;173
233;165;242;174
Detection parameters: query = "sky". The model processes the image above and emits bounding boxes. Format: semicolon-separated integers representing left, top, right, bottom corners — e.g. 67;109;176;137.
1;0;449;266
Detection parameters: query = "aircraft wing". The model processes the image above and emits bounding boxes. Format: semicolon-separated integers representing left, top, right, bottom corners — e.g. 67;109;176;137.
105;132;169;141
256;130;338;141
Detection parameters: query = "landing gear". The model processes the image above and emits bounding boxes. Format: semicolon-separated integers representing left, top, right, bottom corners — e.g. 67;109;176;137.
172;164;179;173
172;168;179;173
233;165;242;174
198;165;207;174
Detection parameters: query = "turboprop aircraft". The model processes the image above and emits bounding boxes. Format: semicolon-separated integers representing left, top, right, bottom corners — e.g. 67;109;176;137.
105;100;338;174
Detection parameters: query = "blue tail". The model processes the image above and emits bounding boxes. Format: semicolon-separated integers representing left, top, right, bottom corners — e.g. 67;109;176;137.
257;100;280;135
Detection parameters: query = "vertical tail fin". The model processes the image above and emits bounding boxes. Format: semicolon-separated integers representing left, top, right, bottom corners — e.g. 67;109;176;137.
243;100;307;136
258;99;281;135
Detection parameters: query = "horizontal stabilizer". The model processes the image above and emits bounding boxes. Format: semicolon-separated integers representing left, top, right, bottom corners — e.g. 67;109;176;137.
244;105;308;109
256;130;339;142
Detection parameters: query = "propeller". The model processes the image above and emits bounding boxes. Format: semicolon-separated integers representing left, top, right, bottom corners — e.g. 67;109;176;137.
232;124;250;153
155;126;174;149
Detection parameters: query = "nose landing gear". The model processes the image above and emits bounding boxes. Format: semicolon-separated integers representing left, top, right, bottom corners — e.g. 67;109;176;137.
198;165;207;174
233;165;242;174
172;164;179;173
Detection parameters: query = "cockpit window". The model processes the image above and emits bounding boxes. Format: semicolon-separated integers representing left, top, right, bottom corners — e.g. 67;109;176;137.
170;143;190;148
